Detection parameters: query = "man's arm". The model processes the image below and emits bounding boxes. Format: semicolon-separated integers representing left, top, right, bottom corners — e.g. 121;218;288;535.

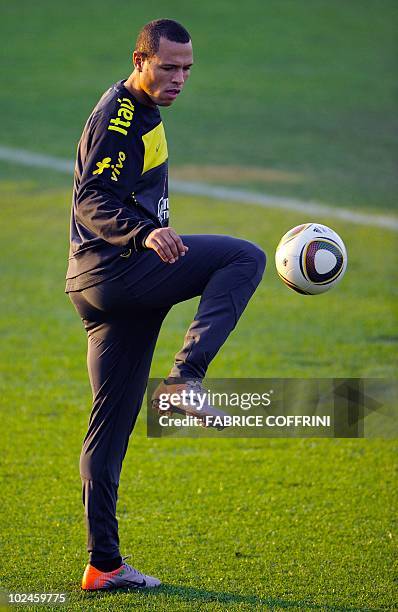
75;111;157;251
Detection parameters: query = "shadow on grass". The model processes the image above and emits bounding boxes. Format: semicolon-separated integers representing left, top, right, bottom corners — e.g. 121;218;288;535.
80;583;375;611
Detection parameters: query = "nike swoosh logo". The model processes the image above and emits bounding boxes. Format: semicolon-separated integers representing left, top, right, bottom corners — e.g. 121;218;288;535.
120;577;147;589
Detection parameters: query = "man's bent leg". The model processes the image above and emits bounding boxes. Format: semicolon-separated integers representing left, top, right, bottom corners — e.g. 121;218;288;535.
118;235;266;380
169;237;266;378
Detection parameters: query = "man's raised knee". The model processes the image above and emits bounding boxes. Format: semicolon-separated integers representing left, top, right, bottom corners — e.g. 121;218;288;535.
239;239;267;277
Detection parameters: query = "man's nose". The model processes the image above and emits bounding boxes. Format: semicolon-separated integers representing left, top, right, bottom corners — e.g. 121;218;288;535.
171;69;184;85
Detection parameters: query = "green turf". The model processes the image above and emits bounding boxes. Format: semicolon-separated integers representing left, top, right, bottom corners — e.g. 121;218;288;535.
0;181;397;610
1;0;397;211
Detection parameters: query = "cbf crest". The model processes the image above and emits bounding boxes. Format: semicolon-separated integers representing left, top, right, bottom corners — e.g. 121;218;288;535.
157;197;169;224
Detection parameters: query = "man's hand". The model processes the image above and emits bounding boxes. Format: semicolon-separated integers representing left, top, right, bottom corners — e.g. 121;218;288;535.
144;227;189;263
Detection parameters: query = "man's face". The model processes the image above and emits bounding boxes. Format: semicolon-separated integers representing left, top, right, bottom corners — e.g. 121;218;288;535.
136;37;193;107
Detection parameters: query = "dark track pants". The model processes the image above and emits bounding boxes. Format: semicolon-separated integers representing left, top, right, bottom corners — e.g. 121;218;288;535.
68;234;266;565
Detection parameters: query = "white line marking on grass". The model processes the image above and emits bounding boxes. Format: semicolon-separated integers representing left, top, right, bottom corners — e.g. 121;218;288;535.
1;145;397;231
0;145;74;174
170;180;398;231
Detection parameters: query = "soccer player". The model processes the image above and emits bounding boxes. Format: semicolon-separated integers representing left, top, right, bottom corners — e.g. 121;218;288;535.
66;19;266;590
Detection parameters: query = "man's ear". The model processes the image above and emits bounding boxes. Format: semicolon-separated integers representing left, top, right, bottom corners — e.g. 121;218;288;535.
133;51;144;71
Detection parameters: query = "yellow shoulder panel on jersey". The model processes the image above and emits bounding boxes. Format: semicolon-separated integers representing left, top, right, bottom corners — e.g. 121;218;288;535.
142;122;168;174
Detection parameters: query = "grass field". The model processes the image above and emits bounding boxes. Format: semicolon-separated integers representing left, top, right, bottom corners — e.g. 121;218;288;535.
1;0;397;211
1;1;397;610
1;182;397;610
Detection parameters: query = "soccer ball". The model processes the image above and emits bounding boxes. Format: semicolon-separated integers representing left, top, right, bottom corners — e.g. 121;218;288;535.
275;223;347;295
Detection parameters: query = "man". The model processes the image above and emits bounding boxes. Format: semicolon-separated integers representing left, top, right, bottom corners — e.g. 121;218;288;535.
66;19;266;591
